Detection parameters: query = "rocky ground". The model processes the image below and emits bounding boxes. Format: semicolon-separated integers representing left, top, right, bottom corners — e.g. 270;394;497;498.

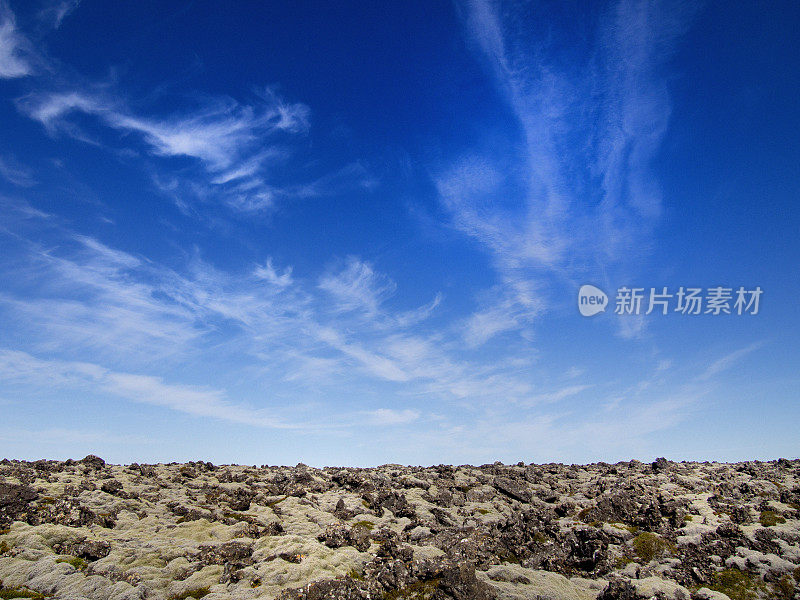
0;457;799;600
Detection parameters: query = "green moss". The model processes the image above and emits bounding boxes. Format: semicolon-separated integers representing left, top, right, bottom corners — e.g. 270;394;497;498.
609;522;638;534
56;556;88;571
347;568;364;580
772;575;796;600
632;532;676;563
382;578;441;600
683;514;693;522
475;508;489;515
497;549;521;564
759;510;786;527
168;588;211;600
708;568;765;600
222;510;259;524
266;497;287;509
352;520;375;531
588;520;602;528
577;507;592;522
0;584;47;600
615;556;634;568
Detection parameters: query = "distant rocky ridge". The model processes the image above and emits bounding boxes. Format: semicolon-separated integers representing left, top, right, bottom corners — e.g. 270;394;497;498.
0;457;798;599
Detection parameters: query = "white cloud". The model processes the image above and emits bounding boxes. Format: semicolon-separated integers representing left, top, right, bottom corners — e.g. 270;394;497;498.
519;384;592;407
319;257;397;316
21;91;309;171
443;0;696;344
18;86;377;214
254;258;293;288
38;0;81;29
0;3;32;78
364;408;420;426
0;155;35;186
698;342;764;381
0;348;291;429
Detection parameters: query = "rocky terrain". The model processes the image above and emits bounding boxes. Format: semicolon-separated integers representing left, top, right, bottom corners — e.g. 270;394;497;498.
0;457;799;600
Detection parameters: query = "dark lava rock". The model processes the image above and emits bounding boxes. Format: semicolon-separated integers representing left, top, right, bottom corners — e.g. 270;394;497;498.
493;477;532;503
198;541;253;566
0;482;38;526
55;539;111;561
80;455;106;469
599;579;638;600
100;480;124;496
317;523;370;552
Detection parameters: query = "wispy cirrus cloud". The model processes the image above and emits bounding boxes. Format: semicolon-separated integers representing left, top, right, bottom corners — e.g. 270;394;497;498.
0;2;33;78
37;0;81;30
698;341;764;381
319;256;397;317
18;86;378;214
19;88;309;171
0;213;550;424
364;408;420;426
0;348;293;428
0;154;35;186
440;0;697;344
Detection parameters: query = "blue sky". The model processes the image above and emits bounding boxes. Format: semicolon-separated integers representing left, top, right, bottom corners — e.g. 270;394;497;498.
0;0;798;466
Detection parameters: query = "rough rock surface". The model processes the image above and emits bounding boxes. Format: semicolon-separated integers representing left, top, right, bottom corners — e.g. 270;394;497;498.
0;457;799;599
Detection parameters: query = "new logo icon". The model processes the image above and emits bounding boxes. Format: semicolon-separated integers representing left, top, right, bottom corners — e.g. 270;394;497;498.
578;284;608;317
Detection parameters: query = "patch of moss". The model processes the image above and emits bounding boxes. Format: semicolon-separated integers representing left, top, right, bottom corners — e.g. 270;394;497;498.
266;497;287;509
683;514;693;522
0;584;47;600
577;507;592;522
708;568;765;600
609;522;639;534
475;508;489;515
0;541;10;554
347;568;364;581
615;556;634;568
382;578;441;600
759;510;786;527
497;549;521;564
588;520;602;528
56;556;88;571
772;575;796;600
352;520;375;531
631;532;676;563
0;529;9;535
168;588;211;600
222;510;259;524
